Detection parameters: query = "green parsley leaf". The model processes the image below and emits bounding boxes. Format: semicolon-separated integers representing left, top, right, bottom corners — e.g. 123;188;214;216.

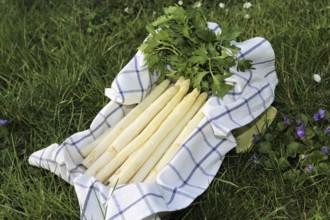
237;59;253;72
140;5;252;97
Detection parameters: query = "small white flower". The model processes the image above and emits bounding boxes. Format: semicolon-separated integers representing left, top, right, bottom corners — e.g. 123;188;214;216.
313;74;321;83
219;3;225;8
243;2;252;9
178;0;183;5
244;13;251;19
194;1;202;8
299;154;308;161
124;7;130;13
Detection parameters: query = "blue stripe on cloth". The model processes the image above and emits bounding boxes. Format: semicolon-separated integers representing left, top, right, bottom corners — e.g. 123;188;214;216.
30;154;58;166
69;136;82;155
31;154;84;183
54;104;124;161
91;113;111;133
265;69;275;78
62;144;81;182
88;128;96;140
165;145;225;205
257;88;267;109
54;142;68;162
227;71;252;96
209;84;269;122
136;184;154;213
197;128;223;158
99;112;112;128
109;191;164;220
179;138;226;181
103;104;124;121
198;128;227;158
167;163;206;191
80;181;97;220
242;97;255;120
234;71;252;83
120;67;149;74
212;25;220;32
68;165;84;174
111;193;126;220
253;58;275;66
38;148;46;167
75;181;108;203
134;56;145;102
119;89;147;94
112;184;127;191
177;119;217;152
68;171;71;183
246;82;267;109
238;38;267;59
227;84;240;97
54;142;74;162
159;185;195;205
115;77;125;103
227;89;238;102
224;105;242;127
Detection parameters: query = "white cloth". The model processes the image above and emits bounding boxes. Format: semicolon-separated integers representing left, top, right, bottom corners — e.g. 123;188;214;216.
28;22;277;220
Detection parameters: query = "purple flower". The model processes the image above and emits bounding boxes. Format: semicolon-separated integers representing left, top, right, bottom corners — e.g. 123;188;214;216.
305;163;315;173
252;154;260;163
297;130;305;137
326;127;330;135
252;134;261;143
314;108;326;121
320;147;329;155
319;109;325;118
250;154;260;168
283;115;293;125
296;122;306;140
0;119;9;126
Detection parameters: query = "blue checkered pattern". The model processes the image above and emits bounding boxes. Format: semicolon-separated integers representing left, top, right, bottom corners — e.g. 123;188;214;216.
28;22;278;220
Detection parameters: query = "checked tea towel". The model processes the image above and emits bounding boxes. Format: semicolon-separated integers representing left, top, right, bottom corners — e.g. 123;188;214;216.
28;22;278;220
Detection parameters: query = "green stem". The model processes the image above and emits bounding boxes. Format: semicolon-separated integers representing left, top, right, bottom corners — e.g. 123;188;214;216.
208;58;214;77
157;42;182;56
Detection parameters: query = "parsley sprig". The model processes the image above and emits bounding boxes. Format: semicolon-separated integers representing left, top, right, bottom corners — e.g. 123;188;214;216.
139;5;252;97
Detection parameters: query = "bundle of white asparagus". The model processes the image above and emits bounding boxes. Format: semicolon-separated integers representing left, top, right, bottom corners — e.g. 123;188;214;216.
80;77;208;186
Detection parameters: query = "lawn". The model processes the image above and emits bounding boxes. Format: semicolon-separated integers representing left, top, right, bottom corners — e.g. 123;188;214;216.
0;0;329;219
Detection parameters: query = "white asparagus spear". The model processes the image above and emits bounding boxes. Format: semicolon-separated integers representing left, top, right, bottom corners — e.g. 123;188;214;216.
174;76;185;86
84;85;179;176
130;92;208;183
107;144;144;185
95;80;191;182
109;86;180;152
108;88;200;186
81;79;170;166
80;129;111;158
144;108;206;183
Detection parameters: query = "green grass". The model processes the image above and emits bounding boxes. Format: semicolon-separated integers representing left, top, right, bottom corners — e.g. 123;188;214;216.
0;0;329;219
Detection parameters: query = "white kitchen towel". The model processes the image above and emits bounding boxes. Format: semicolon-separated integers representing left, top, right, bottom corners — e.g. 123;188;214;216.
28;22;278;220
